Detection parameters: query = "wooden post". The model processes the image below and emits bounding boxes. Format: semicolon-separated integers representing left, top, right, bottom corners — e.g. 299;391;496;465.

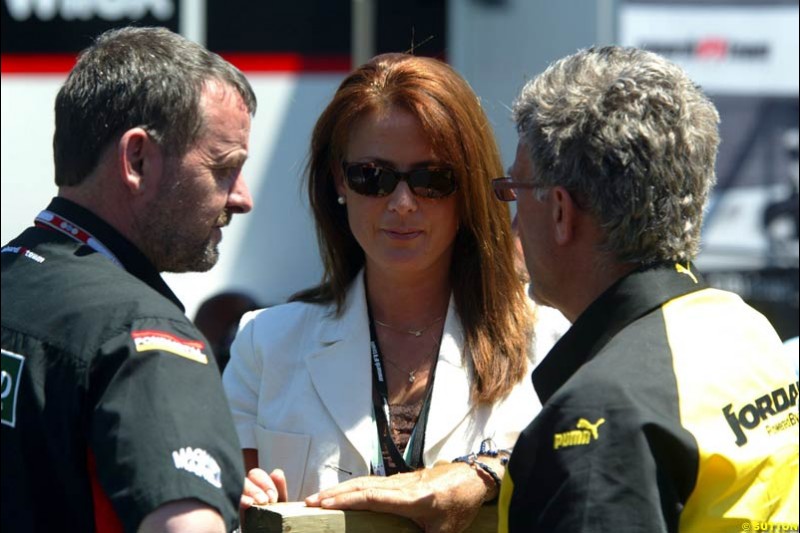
243;502;498;533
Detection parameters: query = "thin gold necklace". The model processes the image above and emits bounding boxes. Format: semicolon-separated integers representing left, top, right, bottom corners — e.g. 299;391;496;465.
383;356;419;383
374;315;444;337
382;342;440;383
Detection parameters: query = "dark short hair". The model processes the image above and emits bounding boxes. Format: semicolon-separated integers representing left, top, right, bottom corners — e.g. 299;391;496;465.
53;26;257;186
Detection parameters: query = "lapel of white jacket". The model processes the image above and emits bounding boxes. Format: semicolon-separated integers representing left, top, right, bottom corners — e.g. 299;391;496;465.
423;297;473;455
304;273;374;471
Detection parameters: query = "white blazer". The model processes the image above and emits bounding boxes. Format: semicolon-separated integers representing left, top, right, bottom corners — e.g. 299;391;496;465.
222;272;541;501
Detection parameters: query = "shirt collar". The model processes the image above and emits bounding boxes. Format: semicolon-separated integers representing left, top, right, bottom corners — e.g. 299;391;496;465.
532;262;707;404
45;197;185;312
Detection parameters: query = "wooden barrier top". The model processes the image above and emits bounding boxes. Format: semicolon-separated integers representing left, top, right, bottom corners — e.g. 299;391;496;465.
243;501;498;533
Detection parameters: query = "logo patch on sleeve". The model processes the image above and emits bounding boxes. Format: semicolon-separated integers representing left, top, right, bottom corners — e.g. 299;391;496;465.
172;446;222;488
2;349;26;427
1;246;45;263
553;417;606;449
131;330;208;364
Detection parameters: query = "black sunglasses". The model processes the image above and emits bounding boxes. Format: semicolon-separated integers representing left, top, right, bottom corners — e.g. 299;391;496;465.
342;162;457;199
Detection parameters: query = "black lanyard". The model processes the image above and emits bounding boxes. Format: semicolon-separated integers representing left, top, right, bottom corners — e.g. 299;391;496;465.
367;306;437;474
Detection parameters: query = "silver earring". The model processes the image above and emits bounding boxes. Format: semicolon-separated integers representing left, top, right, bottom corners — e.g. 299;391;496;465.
337;196;346;205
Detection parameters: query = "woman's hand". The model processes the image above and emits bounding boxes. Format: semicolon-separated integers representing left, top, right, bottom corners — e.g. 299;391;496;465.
240;468;288;508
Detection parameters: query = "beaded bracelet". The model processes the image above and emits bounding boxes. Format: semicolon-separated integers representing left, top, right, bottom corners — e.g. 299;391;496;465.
453;453;502;488
477;438;512;466
452;453;503;490
452;438;512;496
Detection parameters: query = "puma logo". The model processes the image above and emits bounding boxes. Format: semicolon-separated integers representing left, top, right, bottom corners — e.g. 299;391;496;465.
576;417;605;439
554;417;606;450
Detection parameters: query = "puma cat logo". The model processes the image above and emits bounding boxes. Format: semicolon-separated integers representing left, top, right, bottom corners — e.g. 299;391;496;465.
554;417;606;449
576;417;605;439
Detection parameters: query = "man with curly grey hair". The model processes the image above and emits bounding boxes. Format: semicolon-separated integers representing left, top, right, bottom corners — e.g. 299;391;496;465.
493;46;798;532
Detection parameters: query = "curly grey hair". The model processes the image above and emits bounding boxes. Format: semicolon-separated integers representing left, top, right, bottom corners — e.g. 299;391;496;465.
513;45;720;264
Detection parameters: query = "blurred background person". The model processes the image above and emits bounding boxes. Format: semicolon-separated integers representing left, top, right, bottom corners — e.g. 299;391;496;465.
763;128;799;266
194;291;261;373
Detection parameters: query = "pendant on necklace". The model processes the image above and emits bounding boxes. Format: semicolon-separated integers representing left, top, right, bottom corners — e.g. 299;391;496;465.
408;371;416;383
410;330;422;337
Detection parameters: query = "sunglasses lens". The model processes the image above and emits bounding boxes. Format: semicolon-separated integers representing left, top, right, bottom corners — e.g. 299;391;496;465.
492;178;517;202
344;164;456;198
376;169;400;196
408;169;456;198
494;189;516;201
345;164;390;196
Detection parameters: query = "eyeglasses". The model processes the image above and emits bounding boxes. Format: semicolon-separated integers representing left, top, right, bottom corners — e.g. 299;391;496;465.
342;162;457;199
492;177;545;202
